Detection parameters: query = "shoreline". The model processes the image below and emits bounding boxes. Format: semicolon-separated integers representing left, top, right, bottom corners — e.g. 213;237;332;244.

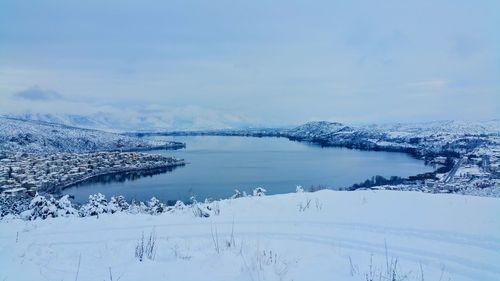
138;132;446;177
1;152;187;197
132;131;440;159
47;161;186;194
117;141;186;152
133;132;497;193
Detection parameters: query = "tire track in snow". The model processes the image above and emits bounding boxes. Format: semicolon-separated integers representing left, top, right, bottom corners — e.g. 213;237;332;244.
25;224;500;280
10;219;499;252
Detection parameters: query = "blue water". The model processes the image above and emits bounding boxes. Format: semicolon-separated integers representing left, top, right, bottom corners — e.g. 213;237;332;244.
62;136;434;203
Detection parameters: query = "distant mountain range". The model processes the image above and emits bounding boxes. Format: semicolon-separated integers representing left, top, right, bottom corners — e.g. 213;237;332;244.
2;113;500;166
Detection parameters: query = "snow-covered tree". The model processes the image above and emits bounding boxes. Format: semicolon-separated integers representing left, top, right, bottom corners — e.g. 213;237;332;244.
128;200;148;214
21;194;77;220
80;193;109;217
173;200;185;210
296;185;304;193
231;189;244;199
253;187;267;197
147;197;165;215
0;195;30;218
22;193;57;220
54;195;78;217
109;195;129;213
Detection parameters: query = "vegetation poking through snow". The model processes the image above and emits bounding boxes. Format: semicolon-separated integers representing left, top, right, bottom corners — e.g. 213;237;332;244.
135;229;157;262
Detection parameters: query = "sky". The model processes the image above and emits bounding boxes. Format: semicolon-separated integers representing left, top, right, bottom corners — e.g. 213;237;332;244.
0;0;499;129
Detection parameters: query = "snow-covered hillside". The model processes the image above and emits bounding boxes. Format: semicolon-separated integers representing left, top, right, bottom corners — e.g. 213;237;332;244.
286;120;500;156
0;190;499;281
157;120;500;157
0;117;184;154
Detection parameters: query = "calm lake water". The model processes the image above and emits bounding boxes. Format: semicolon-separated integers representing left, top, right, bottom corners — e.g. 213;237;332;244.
63;136;434;204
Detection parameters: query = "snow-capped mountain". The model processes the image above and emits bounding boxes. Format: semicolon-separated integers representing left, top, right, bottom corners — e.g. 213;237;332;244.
0;117;182;154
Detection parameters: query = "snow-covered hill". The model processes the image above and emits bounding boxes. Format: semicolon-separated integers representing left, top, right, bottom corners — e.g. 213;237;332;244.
287;120;500;155
156;120;500;158
0;117;183;154
0;190;499;281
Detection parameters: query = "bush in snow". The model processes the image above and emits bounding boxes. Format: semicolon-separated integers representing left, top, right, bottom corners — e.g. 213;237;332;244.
54;195;78;217
128;200;148;215
192;204;210;218
0;195;30;218
173;200;186;210
296;185;304;193
240;248;289;280
21;194;77;220
80;193;109;217
109;195;130;213
188;197;209;218
147;197;165;215
207;201;220;216
22;194;57;220
231;189;246;199
253;187;267;197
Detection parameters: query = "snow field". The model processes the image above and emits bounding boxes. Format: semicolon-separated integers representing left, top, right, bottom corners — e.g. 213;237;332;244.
0;190;499;281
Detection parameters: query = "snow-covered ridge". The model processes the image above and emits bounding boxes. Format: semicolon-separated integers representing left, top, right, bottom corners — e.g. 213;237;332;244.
148;119;500;157
0;117;185;154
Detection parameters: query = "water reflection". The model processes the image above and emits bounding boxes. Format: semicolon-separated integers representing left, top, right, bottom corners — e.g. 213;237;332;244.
70;165;183;187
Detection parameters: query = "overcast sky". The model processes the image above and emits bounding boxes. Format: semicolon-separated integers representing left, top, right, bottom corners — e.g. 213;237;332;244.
1;0;499;127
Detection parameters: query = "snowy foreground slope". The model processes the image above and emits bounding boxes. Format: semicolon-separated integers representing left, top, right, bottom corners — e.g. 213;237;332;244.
1;190;499;281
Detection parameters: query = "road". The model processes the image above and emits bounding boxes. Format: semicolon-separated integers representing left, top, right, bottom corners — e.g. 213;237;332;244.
444;157;464;183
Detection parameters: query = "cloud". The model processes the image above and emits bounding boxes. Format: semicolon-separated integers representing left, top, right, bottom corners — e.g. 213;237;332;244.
13;86;63;101
1;89;253;131
1;1;498;124
407;79;449;91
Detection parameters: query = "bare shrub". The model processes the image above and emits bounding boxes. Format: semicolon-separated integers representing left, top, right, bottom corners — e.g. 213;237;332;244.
192;204;210;218
135;229;157;262
298;198;312;212
349;248;416;281
172;244;192;260
240;247;289;281
315;198;323;210
210;223;221;254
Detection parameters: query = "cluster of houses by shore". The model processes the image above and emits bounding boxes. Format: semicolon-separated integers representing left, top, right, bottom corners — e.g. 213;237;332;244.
364;145;500;196
0;152;185;196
